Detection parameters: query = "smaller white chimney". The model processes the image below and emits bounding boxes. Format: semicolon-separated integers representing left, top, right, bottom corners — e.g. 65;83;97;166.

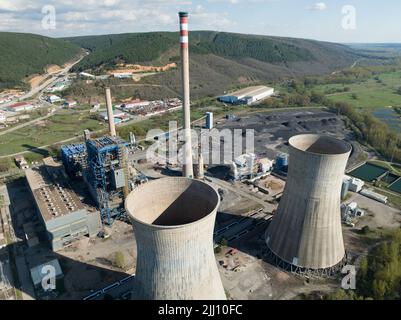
105;87;116;137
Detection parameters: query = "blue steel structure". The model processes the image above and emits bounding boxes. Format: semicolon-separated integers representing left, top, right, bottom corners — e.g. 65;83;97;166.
61;144;87;177
85;136;130;225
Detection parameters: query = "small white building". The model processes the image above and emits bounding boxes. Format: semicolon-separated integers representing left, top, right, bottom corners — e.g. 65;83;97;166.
47;95;62;104
15;155;29;169
79;72;95;79
258;158;273;173
113;73;133;79
63;100;77;108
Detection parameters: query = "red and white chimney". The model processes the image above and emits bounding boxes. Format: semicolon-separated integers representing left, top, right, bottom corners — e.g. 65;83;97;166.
179;12;193;178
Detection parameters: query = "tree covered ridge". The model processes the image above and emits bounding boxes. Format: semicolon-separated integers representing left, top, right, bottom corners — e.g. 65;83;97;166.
0;32;82;89
66;31;359;73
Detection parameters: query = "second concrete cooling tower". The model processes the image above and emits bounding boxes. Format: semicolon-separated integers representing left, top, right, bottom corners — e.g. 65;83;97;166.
125;177;226;300
266;134;351;274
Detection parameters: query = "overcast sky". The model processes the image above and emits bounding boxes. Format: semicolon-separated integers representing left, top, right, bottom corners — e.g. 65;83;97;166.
0;0;400;43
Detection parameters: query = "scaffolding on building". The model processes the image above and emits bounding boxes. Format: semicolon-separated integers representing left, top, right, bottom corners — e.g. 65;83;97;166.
85;136;130;225
61;144;87;178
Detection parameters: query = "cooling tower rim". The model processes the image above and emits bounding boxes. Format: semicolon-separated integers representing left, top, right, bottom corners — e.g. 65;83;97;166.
289;134;352;156
125;177;220;229
265;242;345;270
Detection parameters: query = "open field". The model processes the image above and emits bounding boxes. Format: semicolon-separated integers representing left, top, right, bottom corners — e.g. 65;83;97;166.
313;70;401;111
0;111;105;155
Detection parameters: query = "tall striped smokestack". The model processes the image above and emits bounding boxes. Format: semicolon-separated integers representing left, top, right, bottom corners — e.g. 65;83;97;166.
179;11;194;178
105;87;116;137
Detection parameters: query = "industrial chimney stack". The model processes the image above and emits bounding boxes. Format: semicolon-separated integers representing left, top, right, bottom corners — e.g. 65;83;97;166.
179;11;194;178
105;87;116;137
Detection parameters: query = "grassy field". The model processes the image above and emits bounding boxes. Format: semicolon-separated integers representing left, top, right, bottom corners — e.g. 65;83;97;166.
0;111;105;155
313;70;401;111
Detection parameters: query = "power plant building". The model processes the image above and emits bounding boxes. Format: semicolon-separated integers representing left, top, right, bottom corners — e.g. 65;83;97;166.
126;177;226;300
26;157;101;251
265;134;352;275
219;86;274;105
60;88;146;227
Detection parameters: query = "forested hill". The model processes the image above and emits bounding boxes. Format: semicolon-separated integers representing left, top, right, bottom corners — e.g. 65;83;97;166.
65;31;367;98
0;32;81;89
66;31;361;73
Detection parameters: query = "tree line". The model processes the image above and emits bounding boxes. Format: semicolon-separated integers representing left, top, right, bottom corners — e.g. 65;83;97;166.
327;229;401;300
258;79;401;163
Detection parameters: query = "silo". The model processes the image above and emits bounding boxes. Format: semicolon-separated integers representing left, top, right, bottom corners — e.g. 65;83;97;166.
275;153;288;170
205;112;214;130
125;177;226;300
266;134;352;273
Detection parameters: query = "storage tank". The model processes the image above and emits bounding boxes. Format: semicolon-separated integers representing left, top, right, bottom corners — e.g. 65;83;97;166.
205;112;214;130
275;153;288;170
266;134;352;273
125;177;226;300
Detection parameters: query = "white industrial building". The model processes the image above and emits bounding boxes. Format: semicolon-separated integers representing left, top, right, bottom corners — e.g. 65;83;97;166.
79;72;95;79
63;100;77;108
113;73;133;79
219;85;274;105
47;95;62;104
344;175;365;192
122;99;151;110
7;102;34;112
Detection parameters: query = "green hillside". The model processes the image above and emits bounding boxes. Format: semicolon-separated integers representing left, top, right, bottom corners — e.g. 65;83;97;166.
67;31;362;73
0;32;82;89
64;31;372;98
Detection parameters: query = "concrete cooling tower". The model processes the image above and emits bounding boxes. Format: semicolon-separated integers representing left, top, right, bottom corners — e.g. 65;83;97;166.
265;134;352;275
125;177;226;300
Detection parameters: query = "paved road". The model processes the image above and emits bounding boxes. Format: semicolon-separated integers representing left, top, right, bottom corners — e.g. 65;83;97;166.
0;56;85;110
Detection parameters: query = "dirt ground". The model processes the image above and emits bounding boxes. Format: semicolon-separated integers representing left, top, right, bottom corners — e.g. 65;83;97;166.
29;75;46;89
346;192;401;229
28;64;61;89
46;65;61;74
